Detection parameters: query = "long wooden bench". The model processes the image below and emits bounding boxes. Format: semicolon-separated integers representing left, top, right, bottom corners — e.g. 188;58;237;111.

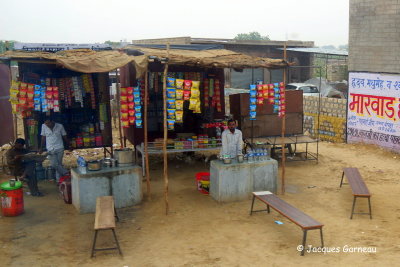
91;196;123;258
340;167;372;219
250;191;324;256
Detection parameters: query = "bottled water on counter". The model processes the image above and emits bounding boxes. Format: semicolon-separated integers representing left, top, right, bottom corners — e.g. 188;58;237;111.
247;149;254;163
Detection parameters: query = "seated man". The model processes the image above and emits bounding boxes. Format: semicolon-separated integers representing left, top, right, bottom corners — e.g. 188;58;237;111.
6;138;43;197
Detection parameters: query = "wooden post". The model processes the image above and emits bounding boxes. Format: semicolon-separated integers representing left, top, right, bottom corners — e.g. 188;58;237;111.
115;68;124;148
163;44;170;215
281;43;287;195
144;70;151;200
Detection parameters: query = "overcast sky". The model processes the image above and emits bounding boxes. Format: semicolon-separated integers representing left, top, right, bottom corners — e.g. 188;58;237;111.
1;0;349;47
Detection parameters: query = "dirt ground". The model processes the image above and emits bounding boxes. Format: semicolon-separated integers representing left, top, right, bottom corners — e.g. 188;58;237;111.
0;141;399;267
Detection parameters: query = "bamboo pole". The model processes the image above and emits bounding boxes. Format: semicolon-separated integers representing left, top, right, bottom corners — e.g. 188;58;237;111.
281;43;287;195
163;44;170;215
144;70;151;200
115;68;124;148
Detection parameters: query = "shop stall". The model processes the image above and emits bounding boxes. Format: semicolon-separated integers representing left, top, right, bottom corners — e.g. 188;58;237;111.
119;45;289;209
1;49;147;213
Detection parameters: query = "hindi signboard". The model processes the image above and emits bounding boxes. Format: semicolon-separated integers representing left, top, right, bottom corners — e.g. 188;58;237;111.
14;43;112;52
347;72;400;152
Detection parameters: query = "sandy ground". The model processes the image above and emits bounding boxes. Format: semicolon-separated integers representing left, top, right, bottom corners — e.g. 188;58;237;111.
0;141;400;267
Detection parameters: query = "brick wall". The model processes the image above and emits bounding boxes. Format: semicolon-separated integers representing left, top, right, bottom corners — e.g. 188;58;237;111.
349;0;400;73
303;96;347;143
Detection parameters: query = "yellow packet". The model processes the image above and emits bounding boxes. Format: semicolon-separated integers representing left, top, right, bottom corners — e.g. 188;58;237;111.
176;89;183;100
175;111;183;123
189;98;197;110
190;88;200;99
192;81;200;90
176;100;184;111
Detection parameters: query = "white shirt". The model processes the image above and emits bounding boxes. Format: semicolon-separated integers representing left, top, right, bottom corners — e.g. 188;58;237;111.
41;123;66;152
220;129;243;158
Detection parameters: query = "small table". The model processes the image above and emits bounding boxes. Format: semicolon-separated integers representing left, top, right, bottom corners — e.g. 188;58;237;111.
71;165;142;214
210;158;278;202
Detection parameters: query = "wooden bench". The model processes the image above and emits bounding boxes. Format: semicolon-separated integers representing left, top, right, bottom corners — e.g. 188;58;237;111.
250;191;324;256
340;167;372;219
91;196;123;258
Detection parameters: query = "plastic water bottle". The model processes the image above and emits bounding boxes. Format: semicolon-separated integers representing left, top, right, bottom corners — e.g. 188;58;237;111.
77;156;87;167
247;149;254;163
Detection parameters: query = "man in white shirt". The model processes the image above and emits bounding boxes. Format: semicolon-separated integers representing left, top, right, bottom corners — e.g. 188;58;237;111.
39;118;69;182
220;119;243;158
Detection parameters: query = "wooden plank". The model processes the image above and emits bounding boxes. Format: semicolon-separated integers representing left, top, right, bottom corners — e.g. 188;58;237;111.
94;196;116;230
343;168;371;197
254;193;323;229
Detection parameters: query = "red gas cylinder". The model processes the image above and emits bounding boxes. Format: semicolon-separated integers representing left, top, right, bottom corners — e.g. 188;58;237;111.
1;181;24;217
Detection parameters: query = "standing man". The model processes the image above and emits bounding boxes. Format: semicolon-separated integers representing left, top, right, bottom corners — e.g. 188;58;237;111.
6;138;43;196
220;119;243;158
39;118;69;182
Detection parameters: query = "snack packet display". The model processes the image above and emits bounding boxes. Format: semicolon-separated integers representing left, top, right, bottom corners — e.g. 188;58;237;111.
250;90;257;98
167;77;176;87
167;88;176;99
191;81;200;90
135;105;142;113
133;91;141;99
167;109;176;120
135;119;143;128
176;89;183;100
135;112;142;120
249;104;257;112
183;90;191;101
175;111;183;123
250;97;257;105
249;111;257;120
167;99;176;109
175;100;184;110
194;101;201;113
249;84;256;90
189;98;197;110
257;97;264;105
184;80;192;90
134;98;141;106
176;79;184;89
190;88;200;98
167;120;175;130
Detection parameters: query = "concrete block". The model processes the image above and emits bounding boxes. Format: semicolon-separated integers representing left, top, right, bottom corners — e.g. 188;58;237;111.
71;165;142;213
210;159;278;203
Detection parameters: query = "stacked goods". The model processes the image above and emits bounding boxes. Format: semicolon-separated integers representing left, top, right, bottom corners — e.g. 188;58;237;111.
82;74;96;109
166;77;177;130
120;84;143;128
248;82;286;119
203;79;209;107
203;78;222;112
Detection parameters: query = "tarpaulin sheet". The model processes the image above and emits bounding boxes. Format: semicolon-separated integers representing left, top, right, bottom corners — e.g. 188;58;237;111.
0;50;148;77
0;63;14;145
124;46;290;70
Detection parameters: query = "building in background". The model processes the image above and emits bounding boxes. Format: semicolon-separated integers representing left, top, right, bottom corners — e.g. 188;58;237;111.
132;37;314;87
347;0;400;152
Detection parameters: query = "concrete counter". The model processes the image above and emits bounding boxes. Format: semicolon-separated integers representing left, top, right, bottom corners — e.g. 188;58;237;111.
210;159;278;203
71;165;142;213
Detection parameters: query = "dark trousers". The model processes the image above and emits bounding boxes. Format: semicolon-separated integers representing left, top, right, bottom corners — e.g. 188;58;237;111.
23;161;39;194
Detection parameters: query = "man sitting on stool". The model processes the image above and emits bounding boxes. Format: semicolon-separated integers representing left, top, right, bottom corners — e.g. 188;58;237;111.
220;119;243;158
6;138;43;197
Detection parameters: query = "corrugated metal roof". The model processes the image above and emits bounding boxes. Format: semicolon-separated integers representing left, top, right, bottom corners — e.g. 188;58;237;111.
280;47;348;56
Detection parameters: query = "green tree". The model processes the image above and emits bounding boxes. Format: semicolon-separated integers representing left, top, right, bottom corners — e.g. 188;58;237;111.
0;40;16;53
234;32;270;41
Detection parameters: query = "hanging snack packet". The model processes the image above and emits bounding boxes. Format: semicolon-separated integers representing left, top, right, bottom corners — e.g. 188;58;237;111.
167;109;176;120
250;97;257;105
176;79;184;89
250;111;257;120
249;104;257;112
184;80;192;90
133;91;141;99
133;86;140;92
190;88;200;99
134;98;141;106
250;90;257;98
136;119;143;128
167;77;176;88
249;84;256;90
128;95;134;102
194;101;201;113
176;100;184;110
273;105;279;112
257;91;263;98
175;111;183;123
128;109;135;116
46;91;53;100
34;104;41;111
127;87;134;94
42;104;48;112
176;89;183;100
167;88;176;99
129;116;135;125
183;90;191;101
167;120;175;130
274;93;281;99
191;81;200;90
257;97;264;105
136;112;142;120
257;84;263;91
189;98;197;110
167;99;176;109
135;105;142;113
263;90;269;99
